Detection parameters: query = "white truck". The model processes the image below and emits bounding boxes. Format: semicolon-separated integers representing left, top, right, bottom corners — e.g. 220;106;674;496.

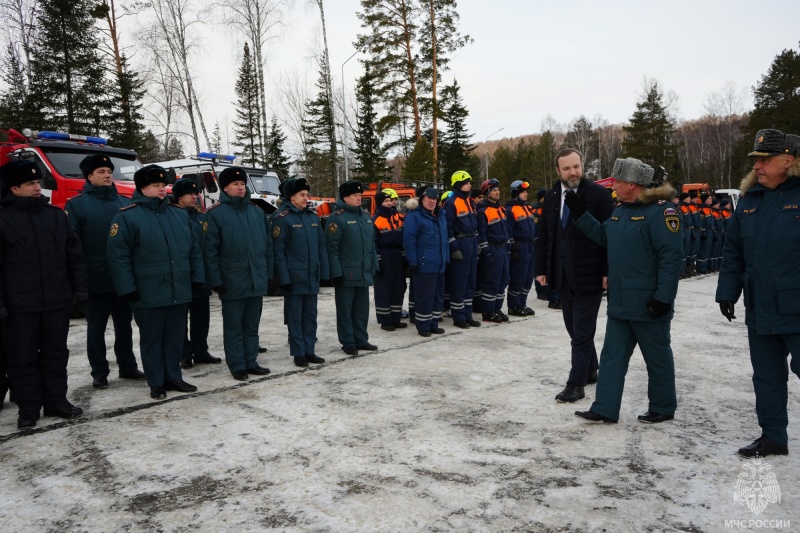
151;152;283;214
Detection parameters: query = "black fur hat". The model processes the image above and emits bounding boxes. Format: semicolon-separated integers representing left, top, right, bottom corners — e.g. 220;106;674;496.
339;180;363;199
172;178;198;199
80;154;114;178
0;159;41;191
283;177;310;199
133;165;169;191
218;167;248;190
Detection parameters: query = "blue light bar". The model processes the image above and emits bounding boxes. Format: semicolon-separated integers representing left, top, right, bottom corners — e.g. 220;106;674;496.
198;151;236;162
36;131;107;145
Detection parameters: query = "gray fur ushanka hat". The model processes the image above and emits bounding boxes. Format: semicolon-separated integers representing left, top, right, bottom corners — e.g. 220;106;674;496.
612;157;654;186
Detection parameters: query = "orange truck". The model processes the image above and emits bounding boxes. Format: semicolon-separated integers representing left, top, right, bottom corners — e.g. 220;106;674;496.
315;180;434;218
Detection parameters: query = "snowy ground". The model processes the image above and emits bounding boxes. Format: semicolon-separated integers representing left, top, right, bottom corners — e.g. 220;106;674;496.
0;274;798;532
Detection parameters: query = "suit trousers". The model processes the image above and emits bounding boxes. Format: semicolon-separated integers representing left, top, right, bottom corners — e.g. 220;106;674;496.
746;330;800;445
285;293;319;356
590;318;677;422
560;286;602;386
334;286;370;349
133;305;186;388
3;307;71;418
220;297;262;373
85;291;137;378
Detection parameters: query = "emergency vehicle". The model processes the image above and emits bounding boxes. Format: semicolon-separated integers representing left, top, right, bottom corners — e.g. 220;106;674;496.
315;180;433;219
0;128;142;208
152;153;284;214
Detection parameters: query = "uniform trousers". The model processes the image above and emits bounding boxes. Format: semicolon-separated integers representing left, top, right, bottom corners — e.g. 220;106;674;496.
449;236;478;322
0;321;7;403
374;248;406;325
590;318;677;422
3;307;70;418
411;272;445;333
520;243;536;308
182;295;211;362
560;287;602;386
133;305;186;388
334;286;370;349
689;232;701;271
85;291;137;378
285;294;319;356
481;244;510;312
507;242;533;309
746;330;800;445
681;229;691;273
697;234;713;273
220;296;262;373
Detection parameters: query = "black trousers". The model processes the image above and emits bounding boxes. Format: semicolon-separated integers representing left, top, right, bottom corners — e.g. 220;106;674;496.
183;295;211;361
85;291;137;378
133;305;186;388
0;320;7;403
3;307;71;418
559;286;602;386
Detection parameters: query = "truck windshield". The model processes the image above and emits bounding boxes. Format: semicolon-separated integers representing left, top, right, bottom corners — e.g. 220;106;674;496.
248;172;281;195
40;148;142;181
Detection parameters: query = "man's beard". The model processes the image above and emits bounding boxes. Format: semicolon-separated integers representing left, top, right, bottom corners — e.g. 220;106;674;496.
560;176;582;190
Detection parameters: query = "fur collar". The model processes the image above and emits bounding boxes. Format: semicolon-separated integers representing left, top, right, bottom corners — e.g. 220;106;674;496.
740;156;800;193
636;183;676;205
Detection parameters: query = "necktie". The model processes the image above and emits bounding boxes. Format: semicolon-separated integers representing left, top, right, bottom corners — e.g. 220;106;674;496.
561;191;570;231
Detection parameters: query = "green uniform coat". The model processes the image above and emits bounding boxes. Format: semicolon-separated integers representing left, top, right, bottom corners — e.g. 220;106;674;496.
325;201;378;287
272;202;330;294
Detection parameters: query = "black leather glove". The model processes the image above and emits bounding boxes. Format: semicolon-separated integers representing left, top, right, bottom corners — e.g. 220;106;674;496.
719;301;736;322
332;276;344;286
564;190;586;219
191;282;204;292
122;291;140;302
280;283;293;294
646;299;671;318
212;284;227;294
451;250;464;261
409;265;419;274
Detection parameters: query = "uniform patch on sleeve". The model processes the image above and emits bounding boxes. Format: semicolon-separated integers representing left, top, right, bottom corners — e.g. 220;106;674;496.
663;207;678;216
666;216;681;233
110;223;119;237
742;208;757;215
202;221;208;233
328;222;338;234
272;226;281;238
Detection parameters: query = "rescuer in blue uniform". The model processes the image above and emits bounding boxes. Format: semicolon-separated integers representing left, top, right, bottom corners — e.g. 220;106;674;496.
107;165;204;400
403;188;449;337
443;171;482;329
476;179;511;322
717;129;800;457
171;178;221;369
65;154;144;389
0;160;88;428
710;198;724;272
272;177;329;368
569;158;683;425
695;193;714;274
372;190;407;331
326;180;379;356
505;180;536;316
677;193;693;278
204;167;273;381
686;191;701;276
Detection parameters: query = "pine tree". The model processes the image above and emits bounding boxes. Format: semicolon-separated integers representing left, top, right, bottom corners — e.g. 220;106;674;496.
28;0;112;134
623;83;679;175
439;80;475;179
352;65;386;181
233;43;263;167
302;54;337;194
0;43;42;129
736;43;800;166
266;116;292;179
403;138;433;181
210;122;223;154
137;130;162;163
105;54;146;152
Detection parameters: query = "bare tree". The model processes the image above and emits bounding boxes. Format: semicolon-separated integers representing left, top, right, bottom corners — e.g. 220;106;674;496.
274;68;312;161
147;0;210;154
216;0;285;164
0;0;36;80
704;81;747;188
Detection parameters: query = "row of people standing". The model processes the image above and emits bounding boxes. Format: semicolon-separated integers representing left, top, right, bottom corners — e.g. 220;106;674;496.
676;191;732;277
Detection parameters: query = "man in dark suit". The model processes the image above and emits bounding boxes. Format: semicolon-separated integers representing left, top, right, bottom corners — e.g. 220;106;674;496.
535;149;615;403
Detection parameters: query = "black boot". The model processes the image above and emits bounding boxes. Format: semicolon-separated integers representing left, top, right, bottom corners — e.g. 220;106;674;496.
555;385;585;403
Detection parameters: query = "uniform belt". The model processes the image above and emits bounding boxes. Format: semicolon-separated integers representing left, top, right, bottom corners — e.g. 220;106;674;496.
455;232;476;239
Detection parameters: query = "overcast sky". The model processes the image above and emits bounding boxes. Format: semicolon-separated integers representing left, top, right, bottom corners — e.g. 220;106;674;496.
167;0;799;151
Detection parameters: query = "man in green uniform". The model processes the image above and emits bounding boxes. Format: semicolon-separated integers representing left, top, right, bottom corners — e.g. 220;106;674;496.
204;167;273;381
272;177;329;367
65;154;144;389
717;129;800;457
567;158;683;424
107;165;205;400
325;180;379;356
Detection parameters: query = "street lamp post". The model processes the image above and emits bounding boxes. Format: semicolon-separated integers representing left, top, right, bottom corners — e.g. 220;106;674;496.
484;127;505;180
341;35;376;187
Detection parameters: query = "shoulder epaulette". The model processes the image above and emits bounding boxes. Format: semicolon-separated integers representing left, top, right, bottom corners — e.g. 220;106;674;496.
206;203;221;211
278;210;290;218
120;204;137;211
333;208;345;216
657;200;667;205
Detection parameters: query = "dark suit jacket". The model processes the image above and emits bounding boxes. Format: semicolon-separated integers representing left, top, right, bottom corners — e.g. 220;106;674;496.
534;179;614;292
